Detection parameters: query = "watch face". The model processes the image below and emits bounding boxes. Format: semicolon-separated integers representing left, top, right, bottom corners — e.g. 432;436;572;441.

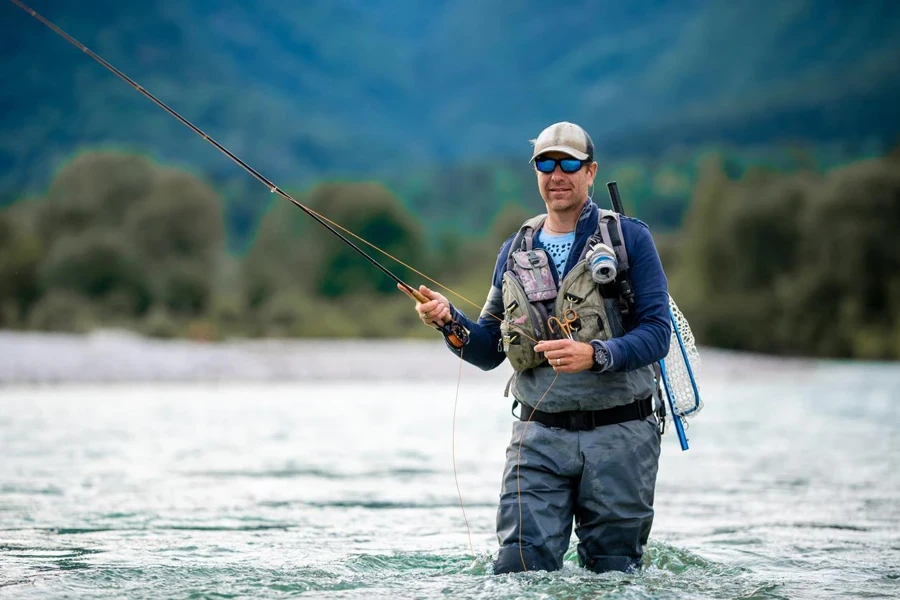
594;345;608;367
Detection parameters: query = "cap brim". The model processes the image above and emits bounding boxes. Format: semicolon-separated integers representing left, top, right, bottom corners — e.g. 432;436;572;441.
530;145;590;161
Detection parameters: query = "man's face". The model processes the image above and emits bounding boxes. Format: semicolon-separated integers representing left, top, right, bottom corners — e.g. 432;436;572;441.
535;151;598;213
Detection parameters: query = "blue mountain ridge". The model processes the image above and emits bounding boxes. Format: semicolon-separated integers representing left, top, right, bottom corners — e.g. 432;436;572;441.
1;0;898;198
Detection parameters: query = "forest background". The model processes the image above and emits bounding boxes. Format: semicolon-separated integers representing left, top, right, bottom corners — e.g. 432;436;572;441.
2;0;899;360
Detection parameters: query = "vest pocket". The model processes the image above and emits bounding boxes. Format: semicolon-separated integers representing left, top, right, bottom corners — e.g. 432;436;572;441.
510;249;557;302
562;305;611;343
501;271;547;371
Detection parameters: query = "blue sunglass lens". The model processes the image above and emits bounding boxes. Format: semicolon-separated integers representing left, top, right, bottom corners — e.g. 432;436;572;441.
535;159;556;173
535;158;584;173
559;159;583;173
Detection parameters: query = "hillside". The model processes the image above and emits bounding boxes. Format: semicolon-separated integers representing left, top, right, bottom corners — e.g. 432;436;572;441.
2;0;898;211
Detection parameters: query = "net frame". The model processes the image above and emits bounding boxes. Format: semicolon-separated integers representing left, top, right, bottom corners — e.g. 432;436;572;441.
660;296;703;419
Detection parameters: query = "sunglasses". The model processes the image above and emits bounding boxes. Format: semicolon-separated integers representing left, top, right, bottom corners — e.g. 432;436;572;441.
534;156;590;174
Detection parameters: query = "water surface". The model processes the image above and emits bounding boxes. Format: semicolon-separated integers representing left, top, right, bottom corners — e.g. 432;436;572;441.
1;347;899;599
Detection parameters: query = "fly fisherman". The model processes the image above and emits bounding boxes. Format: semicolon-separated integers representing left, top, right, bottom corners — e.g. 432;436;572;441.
409;122;671;574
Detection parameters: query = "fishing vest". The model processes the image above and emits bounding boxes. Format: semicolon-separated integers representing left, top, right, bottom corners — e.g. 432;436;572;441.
500;209;658;412
500;210;630;372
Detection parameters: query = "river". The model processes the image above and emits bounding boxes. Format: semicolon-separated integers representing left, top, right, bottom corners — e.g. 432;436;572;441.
1;334;898;599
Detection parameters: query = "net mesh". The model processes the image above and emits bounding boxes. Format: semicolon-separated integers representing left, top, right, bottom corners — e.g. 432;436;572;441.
661;296;703;419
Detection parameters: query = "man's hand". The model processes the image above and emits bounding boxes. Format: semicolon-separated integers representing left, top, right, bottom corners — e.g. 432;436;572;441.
534;339;595;373
400;283;451;328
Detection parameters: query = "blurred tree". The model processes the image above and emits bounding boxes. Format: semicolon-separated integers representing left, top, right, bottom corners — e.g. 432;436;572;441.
240;192;314;309
0;208;43;327
488;201;533;247
30;150;226;324
37;232;152;315
27;289;97;333
787;159;900;359
127;169;224;266
304;182;426;297
37;152;157;241
669;153;732;306
158;261;214;315
126;168;225;316
672;154;900;359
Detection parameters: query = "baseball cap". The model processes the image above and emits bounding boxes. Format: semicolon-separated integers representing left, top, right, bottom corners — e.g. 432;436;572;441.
529;121;594;162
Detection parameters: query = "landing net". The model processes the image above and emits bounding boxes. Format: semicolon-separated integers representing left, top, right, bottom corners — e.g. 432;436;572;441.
661;296;702;419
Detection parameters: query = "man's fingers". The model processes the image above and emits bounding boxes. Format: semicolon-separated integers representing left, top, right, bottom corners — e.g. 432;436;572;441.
534;340;566;353
406;284;452;329
418;284;438;300
421;301;444;317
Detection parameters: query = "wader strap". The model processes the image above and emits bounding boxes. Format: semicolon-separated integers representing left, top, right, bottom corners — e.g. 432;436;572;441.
518;396;654;431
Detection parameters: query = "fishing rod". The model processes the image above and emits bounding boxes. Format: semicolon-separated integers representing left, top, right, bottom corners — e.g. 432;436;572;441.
8;0;469;348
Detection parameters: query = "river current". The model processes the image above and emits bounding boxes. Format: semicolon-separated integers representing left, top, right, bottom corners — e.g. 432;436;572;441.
1;341;898;599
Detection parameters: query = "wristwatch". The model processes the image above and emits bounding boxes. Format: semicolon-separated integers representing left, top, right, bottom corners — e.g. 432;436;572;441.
589;340;610;372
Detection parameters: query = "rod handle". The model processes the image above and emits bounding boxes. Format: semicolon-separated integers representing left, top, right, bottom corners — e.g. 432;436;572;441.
399;284;466;348
399;284;428;304
607;181;625;215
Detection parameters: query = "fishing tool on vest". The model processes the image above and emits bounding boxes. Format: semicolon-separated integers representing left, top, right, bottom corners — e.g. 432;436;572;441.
585;243;618;285
607;182;703;451
547;308;579;340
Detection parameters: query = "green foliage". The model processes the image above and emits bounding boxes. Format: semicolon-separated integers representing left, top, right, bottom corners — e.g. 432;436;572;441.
38;152;158;240
2;144;899;361
140;307;181;339
38;232;152;315
27;290;97;333
30;151;226;322
207;293;249;338
0;150;228;331
488;202;534;246
127;170;224;266
240;195;314;309
158;261;214;315
0;208;43;327
303;182;426;298
672;155;900;359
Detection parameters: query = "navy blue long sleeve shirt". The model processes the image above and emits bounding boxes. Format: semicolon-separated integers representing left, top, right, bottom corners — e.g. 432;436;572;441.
445;200;671;372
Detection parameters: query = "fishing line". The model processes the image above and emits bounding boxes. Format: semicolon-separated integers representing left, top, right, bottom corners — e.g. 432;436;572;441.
7;0;429;304
301;206;541;344
8;0;540;348
451;347;475;558
10;0;559;562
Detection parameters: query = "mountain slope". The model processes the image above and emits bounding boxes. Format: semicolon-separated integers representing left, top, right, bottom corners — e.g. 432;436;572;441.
1;0;898;198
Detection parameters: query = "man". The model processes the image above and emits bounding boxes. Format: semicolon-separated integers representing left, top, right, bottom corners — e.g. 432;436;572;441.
408;122;671;574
